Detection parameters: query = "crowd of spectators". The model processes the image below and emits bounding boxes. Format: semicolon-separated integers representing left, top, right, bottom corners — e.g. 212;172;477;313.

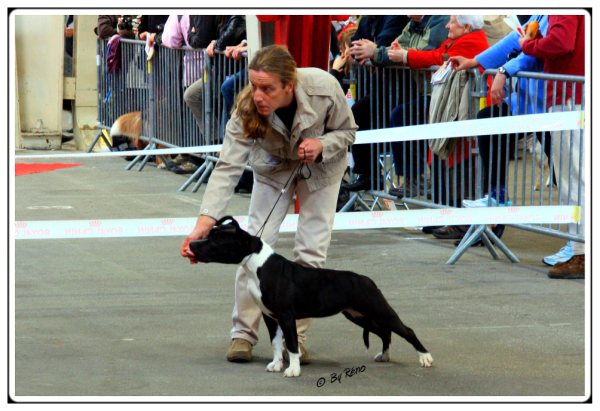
92;14;585;279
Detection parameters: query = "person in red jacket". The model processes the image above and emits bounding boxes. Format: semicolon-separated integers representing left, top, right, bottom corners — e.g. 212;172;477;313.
390;15;490;240
519;15;584;108
392;15;488;70
519;15;586;280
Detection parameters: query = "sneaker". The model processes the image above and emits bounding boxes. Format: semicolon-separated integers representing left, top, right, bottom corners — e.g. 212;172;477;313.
422;225;442;234
543;241;574;266
463;186;512;208
389;182;421;198
170;161;198;175
171;154;187;165
431;225;468;240
453;224;505;247
342;175;371;192
226;338;253;362
389;176;429;198
548;254;585;279
463;194;512;208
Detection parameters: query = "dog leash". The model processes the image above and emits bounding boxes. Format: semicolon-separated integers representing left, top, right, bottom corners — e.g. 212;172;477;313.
254;157;311;238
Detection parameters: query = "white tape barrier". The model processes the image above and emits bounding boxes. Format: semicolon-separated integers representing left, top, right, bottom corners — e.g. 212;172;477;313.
356;110;584;145
15;144;224;160
14;206;579;240
15;111;584;160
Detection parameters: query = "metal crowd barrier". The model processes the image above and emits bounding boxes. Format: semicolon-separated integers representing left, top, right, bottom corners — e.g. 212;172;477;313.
343;62;584;261
342;63;480;212
474;69;585;242
91;39;585;258
92;38;149;150
90;39;248;187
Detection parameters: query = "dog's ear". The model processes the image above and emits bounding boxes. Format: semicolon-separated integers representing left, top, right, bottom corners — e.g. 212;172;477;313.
216;216;236;226
211;216;242;236
216;216;242;231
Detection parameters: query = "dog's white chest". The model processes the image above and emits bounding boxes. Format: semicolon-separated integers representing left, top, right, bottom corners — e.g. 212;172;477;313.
243;243;275;317
247;279;273;316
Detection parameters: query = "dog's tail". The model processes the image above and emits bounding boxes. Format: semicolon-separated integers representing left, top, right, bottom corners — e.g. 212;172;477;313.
110;111;143;148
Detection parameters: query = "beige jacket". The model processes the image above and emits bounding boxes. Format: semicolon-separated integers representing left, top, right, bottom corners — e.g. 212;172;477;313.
199;67;357;220
428;69;471;160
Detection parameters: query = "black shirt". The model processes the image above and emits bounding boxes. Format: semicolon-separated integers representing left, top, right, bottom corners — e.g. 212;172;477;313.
275;98;297;133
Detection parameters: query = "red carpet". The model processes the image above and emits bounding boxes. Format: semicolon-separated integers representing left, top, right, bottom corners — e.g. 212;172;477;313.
15;163;82;176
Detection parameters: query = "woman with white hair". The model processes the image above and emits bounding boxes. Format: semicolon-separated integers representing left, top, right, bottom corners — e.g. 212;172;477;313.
388;15;489;240
388;15;487;69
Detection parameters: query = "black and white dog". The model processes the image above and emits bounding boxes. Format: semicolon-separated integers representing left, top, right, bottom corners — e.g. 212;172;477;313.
190;216;433;377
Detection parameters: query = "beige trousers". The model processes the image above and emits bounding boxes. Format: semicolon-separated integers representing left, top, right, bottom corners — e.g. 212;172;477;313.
230;171;340;346
550;103;585;255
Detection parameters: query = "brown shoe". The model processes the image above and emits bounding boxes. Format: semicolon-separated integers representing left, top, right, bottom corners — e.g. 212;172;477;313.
226;338;253;362
283;343;311;365
548;255;585;279
432;225;468;240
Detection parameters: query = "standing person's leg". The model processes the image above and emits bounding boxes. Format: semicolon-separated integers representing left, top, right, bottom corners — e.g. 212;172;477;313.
345;95;374;191
390;97;429;197
184;78;205;131
292;178;340;346
464;103;513;207
390;102;410;178
228;176;294;361
221;70;246;122
548;103;585;279
221;74;236;120
538;131;557;186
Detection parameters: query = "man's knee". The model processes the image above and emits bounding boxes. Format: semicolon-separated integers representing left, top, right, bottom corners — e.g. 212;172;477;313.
221;76;234;96
184;82;202;106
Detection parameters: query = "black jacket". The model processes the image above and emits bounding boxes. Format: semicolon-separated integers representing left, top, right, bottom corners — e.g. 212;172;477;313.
215;16;246;50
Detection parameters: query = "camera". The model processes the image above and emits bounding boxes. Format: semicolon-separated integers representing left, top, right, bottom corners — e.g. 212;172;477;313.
118;16;134;31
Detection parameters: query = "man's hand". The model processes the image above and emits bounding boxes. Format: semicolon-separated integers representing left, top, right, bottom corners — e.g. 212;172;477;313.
225;46;235;58
206;40;217;57
180;215;217;264
387;47;407;64
490;72;508;104
518;24;539;48
232;44;247;60
349;39;377;65
298;138;324;164
447;56;479;71
331;54;348;71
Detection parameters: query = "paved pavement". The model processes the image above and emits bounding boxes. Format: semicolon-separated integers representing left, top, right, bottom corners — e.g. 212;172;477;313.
12;150;589;402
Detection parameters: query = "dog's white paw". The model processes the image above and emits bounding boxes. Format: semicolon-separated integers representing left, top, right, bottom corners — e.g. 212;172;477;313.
419;352;434;368
284;352;301;377
284;363;301;377
374;350;390;362
266;360;284;373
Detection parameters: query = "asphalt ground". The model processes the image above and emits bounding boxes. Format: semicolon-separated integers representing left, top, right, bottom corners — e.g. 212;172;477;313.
11;150;590;403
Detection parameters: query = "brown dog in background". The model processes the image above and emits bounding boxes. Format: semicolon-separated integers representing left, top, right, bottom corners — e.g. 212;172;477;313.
110;111;145;151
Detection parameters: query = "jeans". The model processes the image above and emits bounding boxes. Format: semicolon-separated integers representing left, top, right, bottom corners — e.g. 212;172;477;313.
221;70;247;123
390;96;430;178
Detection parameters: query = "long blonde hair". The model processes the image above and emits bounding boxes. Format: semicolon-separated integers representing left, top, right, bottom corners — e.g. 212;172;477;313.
235;45;298;139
